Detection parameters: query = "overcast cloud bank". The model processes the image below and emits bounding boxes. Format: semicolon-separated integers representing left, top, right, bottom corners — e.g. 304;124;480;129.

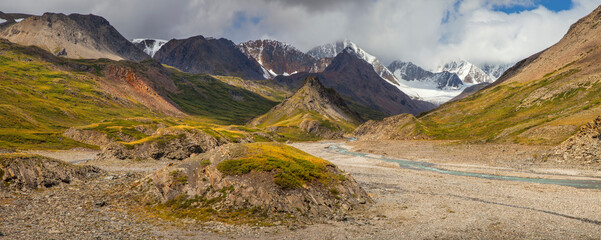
1;0;598;69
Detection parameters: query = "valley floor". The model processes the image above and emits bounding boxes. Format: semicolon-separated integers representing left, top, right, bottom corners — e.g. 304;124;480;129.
2;141;601;239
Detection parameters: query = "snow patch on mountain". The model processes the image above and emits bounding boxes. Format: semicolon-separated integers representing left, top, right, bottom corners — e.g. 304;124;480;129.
132;38;167;57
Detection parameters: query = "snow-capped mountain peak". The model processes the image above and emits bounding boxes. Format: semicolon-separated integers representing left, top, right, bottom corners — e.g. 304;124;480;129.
132;38;167;57
307;40;377;64
436;59;493;84
311;40;399;86
480;63;514;80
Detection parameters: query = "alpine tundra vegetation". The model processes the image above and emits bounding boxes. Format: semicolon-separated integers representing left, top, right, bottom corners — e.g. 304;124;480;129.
1;1;601;239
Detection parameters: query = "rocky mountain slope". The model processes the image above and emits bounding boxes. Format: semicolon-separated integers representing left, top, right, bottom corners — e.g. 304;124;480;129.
132;38;167;57
437;59;493;84
275;47;436;117
356;5;601;148
0;13;149;61
307;40;399;86
551;116;601;164
388;61;465;105
251;76;362;139
238;39;316;77
153;35;267;80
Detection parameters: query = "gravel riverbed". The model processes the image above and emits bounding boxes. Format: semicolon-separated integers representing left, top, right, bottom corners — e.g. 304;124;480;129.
2;141;600;239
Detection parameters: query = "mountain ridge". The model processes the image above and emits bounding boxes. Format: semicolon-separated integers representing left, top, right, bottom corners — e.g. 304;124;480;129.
153;35;267;80
0;13;149;61
238;39;316;77
307;40;399;86
251;76;362;139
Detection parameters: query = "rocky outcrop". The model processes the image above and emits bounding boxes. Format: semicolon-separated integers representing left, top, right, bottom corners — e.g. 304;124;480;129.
0;13;149;61
551;116;601;164
154;35;266;80
63;128;117;147
0;154;101;192
138;143;371;223
354;113;430;140
95;127;223;161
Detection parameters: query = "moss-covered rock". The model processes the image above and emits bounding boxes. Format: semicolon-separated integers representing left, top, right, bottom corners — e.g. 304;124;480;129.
138;142;371;223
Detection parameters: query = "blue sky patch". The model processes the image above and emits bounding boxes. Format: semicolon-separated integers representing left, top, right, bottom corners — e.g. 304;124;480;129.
232;11;263;30
493;0;573;14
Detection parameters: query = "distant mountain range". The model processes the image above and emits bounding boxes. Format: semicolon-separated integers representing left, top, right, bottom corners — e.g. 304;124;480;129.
275;47;436;116
0;10;513;117
388;61;464;105
126;35;512;107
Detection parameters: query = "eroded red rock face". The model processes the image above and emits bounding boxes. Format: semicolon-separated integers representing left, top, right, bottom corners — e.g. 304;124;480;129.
101;64;183;116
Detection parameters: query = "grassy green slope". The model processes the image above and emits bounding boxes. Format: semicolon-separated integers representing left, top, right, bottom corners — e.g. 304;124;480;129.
0;39;278;149
167;71;277;125
416;67;600;144
0;40;156;149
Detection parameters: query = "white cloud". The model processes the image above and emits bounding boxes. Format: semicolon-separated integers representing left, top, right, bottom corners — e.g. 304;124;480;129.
0;0;599;68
